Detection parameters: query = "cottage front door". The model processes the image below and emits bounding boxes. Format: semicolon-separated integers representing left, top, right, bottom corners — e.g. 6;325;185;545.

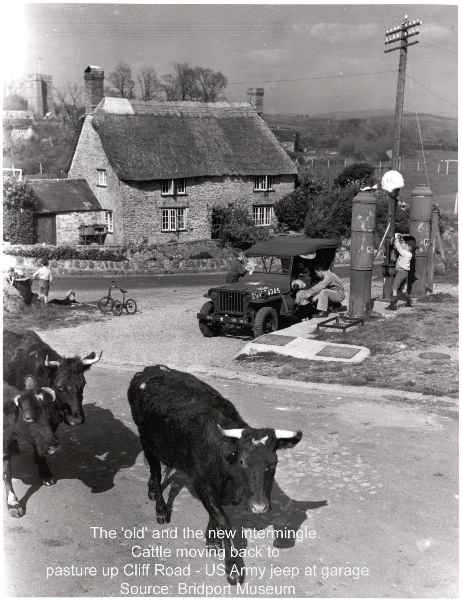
36;215;57;244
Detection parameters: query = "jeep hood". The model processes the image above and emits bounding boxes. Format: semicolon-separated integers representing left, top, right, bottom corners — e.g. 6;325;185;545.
209;272;290;293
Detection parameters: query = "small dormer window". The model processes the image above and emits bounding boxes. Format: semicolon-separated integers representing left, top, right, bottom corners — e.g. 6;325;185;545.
161;180;174;196
175;178;186;195
161;178;186;196
254;175;273;192
97;169;107;187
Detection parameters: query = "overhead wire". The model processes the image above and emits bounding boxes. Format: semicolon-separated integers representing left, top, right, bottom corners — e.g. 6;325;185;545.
419;40;457;55
408;79;431;188
227;70;396;86
407;75;457;109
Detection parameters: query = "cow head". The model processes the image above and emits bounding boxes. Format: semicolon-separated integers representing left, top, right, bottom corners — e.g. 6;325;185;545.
45;351;102;426
13;388;60;457
220;426;302;514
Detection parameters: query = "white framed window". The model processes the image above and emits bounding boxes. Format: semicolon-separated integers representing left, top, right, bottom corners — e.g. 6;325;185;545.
104;210;113;233
161;179;174;196
254;175;273;192
253;204;274;227
97;169;107;187
161;178;186;196
175;178;186;195
161;207;187;232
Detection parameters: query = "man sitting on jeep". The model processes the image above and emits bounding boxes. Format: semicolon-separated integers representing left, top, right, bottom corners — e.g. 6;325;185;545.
294;265;345;317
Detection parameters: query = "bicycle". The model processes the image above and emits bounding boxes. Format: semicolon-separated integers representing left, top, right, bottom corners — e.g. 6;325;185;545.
111;286;137;316
97;281;137;316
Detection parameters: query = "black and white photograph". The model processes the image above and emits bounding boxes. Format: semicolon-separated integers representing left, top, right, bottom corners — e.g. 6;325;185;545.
2;1;458;597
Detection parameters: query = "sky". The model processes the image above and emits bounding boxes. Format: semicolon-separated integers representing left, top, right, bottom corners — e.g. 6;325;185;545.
2;1;458;118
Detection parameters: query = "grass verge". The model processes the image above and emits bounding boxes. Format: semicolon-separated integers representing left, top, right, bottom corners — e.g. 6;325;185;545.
236;294;458;398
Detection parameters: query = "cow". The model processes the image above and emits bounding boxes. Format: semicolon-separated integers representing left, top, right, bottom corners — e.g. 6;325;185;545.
3;329;101;427
3;381;61;517
127;365;302;585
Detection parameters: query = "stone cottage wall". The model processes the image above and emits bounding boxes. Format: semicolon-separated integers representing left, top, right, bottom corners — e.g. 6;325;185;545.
55;211;106;245
119;174;295;245
68;115;125;245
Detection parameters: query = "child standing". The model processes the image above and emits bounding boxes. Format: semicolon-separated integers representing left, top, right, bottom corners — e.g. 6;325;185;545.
386;233;414;310
33;258;53;304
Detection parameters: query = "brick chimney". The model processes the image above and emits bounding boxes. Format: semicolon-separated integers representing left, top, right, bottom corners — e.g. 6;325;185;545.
247;88;264;116
84;65;104;114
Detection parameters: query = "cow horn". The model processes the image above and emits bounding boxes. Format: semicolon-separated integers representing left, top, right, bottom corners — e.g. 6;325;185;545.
13;395;21;407
274;429;298;439
45;355;60;367
82;351;103;366
219;425;244;439
40;387;56;402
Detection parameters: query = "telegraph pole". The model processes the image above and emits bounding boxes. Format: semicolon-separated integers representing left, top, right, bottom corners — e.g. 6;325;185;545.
382;15;422;299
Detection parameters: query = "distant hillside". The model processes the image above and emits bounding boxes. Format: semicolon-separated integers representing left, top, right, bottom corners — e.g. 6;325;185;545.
265;111;457;154
267;110;457;122
305;109;456;121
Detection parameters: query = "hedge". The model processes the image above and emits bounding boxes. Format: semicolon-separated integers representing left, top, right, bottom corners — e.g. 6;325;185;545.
3;244;128;262
3;205;35;244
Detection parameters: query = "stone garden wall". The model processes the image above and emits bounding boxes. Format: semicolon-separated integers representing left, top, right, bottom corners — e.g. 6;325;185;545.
3;227;456;278
2;239;234;277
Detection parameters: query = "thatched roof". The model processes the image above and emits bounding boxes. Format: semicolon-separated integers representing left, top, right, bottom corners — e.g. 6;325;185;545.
92;101;297;181
29;179;103;214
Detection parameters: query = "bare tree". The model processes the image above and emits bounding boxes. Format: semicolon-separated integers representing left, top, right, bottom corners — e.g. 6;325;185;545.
161;73;178;101
54;83;85;132
195;67;227;102
137;66;163;101
108;62;135;99
161;63;227;102
161;62;198;101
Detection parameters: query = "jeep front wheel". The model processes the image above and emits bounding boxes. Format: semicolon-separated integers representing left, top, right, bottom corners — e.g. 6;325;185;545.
198;301;220;337
253;306;279;338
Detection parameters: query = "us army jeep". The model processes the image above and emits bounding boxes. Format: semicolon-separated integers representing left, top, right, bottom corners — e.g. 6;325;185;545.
197;236;339;338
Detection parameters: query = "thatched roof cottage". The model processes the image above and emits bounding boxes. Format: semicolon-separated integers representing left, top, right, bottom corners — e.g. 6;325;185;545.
68;66;297;245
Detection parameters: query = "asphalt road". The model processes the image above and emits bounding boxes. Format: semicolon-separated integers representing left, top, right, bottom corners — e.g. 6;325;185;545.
4;367;458;597
50;264;360;295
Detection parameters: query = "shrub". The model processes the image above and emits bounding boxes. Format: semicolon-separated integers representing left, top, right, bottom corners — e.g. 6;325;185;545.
3;177;38;243
334;162;375;188
301;182;410;243
274;174;326;231
210;204;270;249
304;185;357;239
3;244;127;262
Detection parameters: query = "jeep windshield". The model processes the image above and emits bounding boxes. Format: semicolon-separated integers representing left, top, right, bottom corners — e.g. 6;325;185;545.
248;256;291;275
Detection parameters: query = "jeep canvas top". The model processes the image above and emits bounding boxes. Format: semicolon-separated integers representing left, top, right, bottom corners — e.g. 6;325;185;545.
245;237;338;257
